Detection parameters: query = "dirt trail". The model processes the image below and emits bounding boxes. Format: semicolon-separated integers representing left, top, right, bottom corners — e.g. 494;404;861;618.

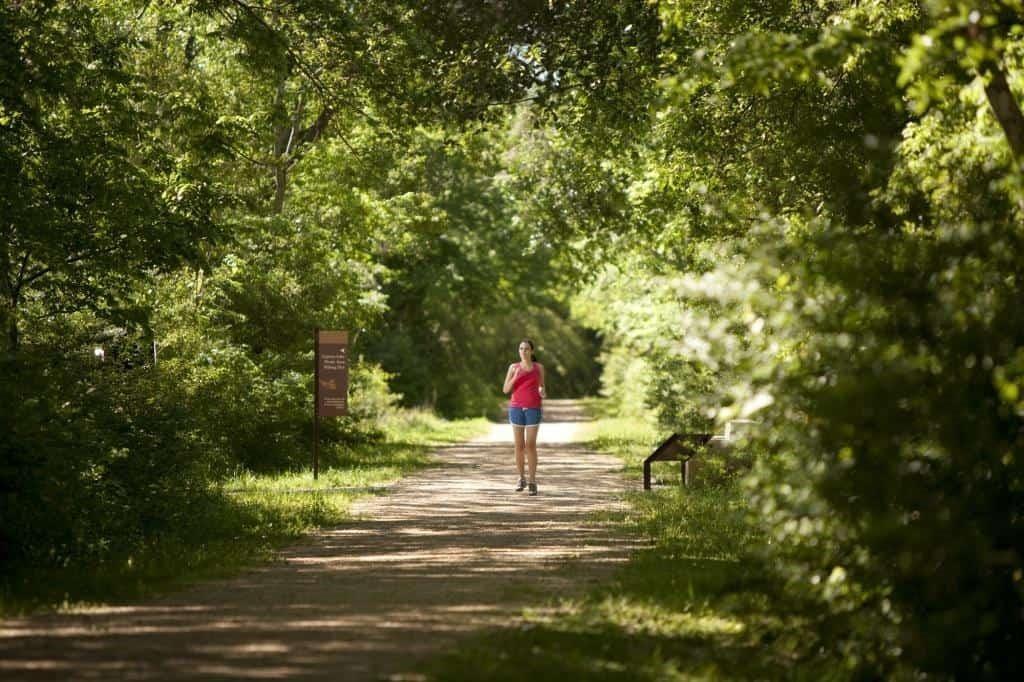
0;400;638;681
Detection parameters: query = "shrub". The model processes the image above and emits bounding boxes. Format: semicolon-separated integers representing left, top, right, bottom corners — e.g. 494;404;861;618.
0;351;217;569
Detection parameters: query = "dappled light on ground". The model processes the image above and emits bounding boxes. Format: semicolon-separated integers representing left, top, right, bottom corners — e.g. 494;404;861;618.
0;401;637;680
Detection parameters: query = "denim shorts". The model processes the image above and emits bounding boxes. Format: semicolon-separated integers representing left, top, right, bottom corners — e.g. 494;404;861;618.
508;407;542;427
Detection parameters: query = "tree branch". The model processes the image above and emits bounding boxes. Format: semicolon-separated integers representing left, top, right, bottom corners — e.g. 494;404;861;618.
228;143;277;168
7;252;29;302
222;0;378;128
283;90;305;157
135;0;153;21
295;104;333;147
217;2;373;178
482;93;544;109
21;245;121;289
982;67;1024;161
968;20;1024;162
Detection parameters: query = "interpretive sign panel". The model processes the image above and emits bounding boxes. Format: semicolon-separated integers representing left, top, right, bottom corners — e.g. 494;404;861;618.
316;330;349;417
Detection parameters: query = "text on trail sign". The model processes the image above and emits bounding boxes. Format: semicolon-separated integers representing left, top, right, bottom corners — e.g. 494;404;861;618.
316;330;348;417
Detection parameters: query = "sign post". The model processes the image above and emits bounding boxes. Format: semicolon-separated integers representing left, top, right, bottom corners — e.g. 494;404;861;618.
314;328;349;480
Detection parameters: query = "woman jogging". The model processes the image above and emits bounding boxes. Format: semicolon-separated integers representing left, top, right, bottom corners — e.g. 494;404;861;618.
502;339;546;495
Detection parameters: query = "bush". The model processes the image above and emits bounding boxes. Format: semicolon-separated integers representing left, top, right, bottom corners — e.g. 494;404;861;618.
0;331;407;575
595;345;655;418
0;351;218;569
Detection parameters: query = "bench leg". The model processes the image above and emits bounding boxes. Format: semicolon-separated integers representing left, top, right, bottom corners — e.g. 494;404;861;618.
643;461;652;490
685;458;700;487
681;459;686;487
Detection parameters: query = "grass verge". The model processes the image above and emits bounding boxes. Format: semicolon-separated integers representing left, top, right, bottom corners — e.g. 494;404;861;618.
0;409;489;617
419;407;844;681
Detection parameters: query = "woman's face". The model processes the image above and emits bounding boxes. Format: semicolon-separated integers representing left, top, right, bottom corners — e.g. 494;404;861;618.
518;342;533;361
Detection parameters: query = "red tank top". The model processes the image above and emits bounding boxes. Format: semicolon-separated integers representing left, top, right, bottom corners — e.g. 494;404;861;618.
509;363;542;409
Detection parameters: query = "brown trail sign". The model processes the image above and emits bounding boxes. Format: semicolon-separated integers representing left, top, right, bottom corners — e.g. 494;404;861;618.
314;329;349;479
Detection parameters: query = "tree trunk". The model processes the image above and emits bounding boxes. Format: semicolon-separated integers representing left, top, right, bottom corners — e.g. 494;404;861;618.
982;66;1024;162
2;251;22;353
270;90;332;215
4;296;18;353
8;312;18;352
273;164;288;214
270;80;293;215
967;22;1024;162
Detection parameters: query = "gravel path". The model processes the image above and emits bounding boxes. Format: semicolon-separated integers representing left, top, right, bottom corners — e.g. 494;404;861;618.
0;400;637;681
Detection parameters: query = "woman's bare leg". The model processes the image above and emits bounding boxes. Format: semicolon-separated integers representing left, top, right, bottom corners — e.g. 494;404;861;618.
525;425;539;483
512;426;526;479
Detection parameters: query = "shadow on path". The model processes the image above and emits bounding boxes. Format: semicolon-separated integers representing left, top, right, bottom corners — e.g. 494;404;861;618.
0;400;638;681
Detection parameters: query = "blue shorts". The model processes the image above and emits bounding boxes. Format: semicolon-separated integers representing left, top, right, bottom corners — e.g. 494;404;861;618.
508;407;542;427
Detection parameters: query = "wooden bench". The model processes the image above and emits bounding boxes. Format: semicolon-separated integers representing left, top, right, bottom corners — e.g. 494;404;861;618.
643;433;712;490
643;420;757;489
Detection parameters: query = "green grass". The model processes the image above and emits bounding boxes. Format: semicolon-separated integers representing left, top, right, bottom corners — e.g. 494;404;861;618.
0;409;489;617
419;405;847;681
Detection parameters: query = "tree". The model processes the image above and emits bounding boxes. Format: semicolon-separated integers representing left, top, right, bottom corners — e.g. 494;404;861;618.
562;0;1024;676
0;1;229;353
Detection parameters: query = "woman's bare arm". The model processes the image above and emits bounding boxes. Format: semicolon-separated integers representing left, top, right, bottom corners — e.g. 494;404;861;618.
538;363;546;399
502;364;519;394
